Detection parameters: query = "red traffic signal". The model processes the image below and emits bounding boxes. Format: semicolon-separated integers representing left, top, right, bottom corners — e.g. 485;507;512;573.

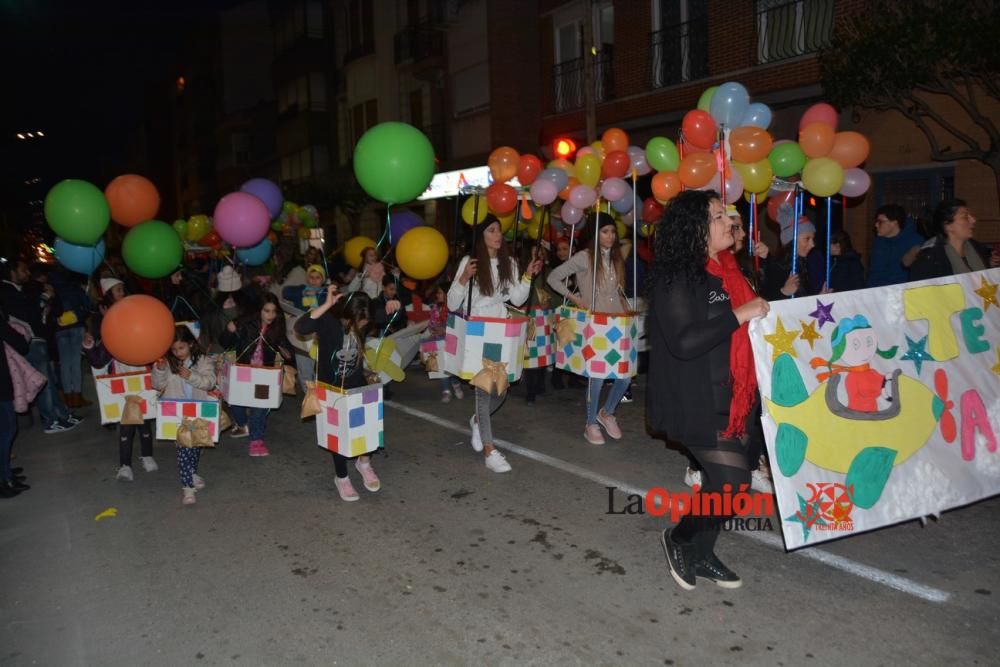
553;137;577;159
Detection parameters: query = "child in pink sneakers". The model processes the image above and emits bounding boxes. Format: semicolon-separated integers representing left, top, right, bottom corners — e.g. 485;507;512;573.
426;282;463;403
295;286;381;501
153;326;217;505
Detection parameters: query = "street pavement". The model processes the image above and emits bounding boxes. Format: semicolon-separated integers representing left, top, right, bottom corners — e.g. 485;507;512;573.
1;371;998;666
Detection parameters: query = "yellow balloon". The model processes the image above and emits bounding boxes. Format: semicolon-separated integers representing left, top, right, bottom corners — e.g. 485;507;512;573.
589;141;605;161
462;196;488;225
575;154;602;188
732;159;773;195
616;220;627;239
344;235;377;269
640;223;654;238
546;159;576;179
497;212;516;233
396;226;449;280
745;189;768;204
187;214;210;242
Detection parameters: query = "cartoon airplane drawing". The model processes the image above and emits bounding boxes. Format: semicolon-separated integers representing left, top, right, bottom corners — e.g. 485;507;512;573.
764;353;954;509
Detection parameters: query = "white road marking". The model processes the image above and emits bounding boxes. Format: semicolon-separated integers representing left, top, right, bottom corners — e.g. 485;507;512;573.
386;400;952;604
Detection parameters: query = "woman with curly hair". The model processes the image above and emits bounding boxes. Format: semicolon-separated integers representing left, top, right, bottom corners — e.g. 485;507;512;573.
647;190;769;591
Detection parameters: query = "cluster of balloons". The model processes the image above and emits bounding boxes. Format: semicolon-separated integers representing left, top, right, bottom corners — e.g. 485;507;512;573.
271;200;320;241
794;103;871;198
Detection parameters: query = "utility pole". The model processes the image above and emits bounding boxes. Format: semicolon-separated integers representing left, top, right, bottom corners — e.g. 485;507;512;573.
581;0;596;144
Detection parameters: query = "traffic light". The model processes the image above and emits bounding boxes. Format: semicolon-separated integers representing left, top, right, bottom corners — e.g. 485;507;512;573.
552;137;577;159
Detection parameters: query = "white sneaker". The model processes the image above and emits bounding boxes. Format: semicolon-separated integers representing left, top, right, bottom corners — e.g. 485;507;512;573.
140;456;158;473
441;391;452;403
452;384;464;400
484;449;511;473
751;469;774;494
683;468;702;488
116;465;134;482
469;415;483;452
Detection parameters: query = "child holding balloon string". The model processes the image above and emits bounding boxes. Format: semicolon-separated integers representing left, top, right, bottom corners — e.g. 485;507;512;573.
153;326;217;505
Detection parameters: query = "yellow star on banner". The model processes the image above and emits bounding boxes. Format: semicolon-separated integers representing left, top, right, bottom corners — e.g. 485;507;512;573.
764;318;799;361
992;348;1000;378
975;277;998;312
799;320;822;349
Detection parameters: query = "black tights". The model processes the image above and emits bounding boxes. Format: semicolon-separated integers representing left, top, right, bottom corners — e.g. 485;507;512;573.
524;368;546;401
119;420;154;467
672;438;751;559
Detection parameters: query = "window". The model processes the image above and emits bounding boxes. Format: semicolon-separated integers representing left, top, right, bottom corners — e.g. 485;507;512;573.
346;0;375;58
552;7;613;113
306;0;323;38
351;99;379;145
652;0;709;88
275;2;307;52
874;167;955;238
555;21;582;65
452;62;490;117
279;75;310;113
756;0;834;64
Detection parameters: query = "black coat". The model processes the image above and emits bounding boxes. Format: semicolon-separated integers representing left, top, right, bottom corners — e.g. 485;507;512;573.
828;252;866;292
294;311;367;389
909;238;991;281
219;317;294;367
647;272;739;446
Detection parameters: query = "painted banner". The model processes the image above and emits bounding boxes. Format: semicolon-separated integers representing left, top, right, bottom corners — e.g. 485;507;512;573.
156;398;221;442
94;370;158;425
314;382;383;457
522;307;555;369
750;269;1000;550
442;313;528;382
220;360;284;409
554;305;639;379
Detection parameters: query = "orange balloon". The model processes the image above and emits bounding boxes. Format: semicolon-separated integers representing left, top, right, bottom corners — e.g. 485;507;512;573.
602;128;629;153
678;153;717;189
105;174;160;227
828;131;870;169
730;127;773;163
488;146;520;183
100;295;175;366
651;171;682;203
799;121;835;158
559;177;580;201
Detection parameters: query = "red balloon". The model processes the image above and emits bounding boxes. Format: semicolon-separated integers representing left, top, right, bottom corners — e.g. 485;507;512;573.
517;154;542;185
642;197;664;224
201;230;222;248
486;183;518;215
799;102;838;131
766;189;796;221
601;150;630;179
682;110;718;150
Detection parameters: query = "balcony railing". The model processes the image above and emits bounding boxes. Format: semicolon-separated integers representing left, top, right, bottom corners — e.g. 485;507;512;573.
755;0;834;64
553;47;614;114
650;18;709;89
394;22;445;64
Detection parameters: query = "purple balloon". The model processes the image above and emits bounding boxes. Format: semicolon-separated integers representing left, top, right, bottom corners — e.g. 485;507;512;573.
389;209;423;244
600;177;627;202
561;202;583;226
530;179;558;206
620;209;635;227
611;184;635;213
569;184;597;209
240;178;283;219
214;192;271;248
840;168;871;198
539;168;569;192
627;146;651;176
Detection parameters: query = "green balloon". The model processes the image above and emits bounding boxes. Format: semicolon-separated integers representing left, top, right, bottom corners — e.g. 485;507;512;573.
768;142;807;178
44;179;110;245
697;86;718;113
353;122;435;204
645;136;680;172
123;220;183;278
172;219;188;238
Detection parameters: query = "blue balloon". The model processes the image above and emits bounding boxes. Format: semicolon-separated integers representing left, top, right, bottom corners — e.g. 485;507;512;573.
709;81;750;129
240;178;283;219
741;102;773;129
55;237;105;275
611;185;635;213
538;168;569;192
389;209;423;245
235;238;272;266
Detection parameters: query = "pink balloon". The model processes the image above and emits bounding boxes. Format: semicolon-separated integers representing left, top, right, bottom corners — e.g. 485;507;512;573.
840;168;871;198
799;103;838;131
705;168;744;204
561;202;584;226
620;209;635;227
213;192;270;248
530;179;558;206
627;145;652;176
600;177;627;202
569;184;597;209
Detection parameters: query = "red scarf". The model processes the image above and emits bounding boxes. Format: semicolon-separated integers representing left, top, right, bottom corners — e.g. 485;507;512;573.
705;250;757;438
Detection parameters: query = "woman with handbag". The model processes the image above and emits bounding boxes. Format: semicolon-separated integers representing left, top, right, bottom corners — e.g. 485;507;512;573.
153;326;218;505
648;190;769;590
220;293;295;456
547;211;632;445
447;216;542;473
295;286;381;502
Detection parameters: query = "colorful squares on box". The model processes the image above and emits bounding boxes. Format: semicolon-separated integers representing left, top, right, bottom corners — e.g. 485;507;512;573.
443;314;528;381
155;399;222;442
95;372;158;424
554;306;638;379
314;383;383;457
222;361;283;409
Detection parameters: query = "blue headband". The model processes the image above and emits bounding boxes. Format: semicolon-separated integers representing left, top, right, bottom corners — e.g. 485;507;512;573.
831;314;871;348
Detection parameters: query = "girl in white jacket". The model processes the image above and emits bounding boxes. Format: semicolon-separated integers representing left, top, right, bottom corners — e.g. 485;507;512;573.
152;326;217;505
447;217;542;473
